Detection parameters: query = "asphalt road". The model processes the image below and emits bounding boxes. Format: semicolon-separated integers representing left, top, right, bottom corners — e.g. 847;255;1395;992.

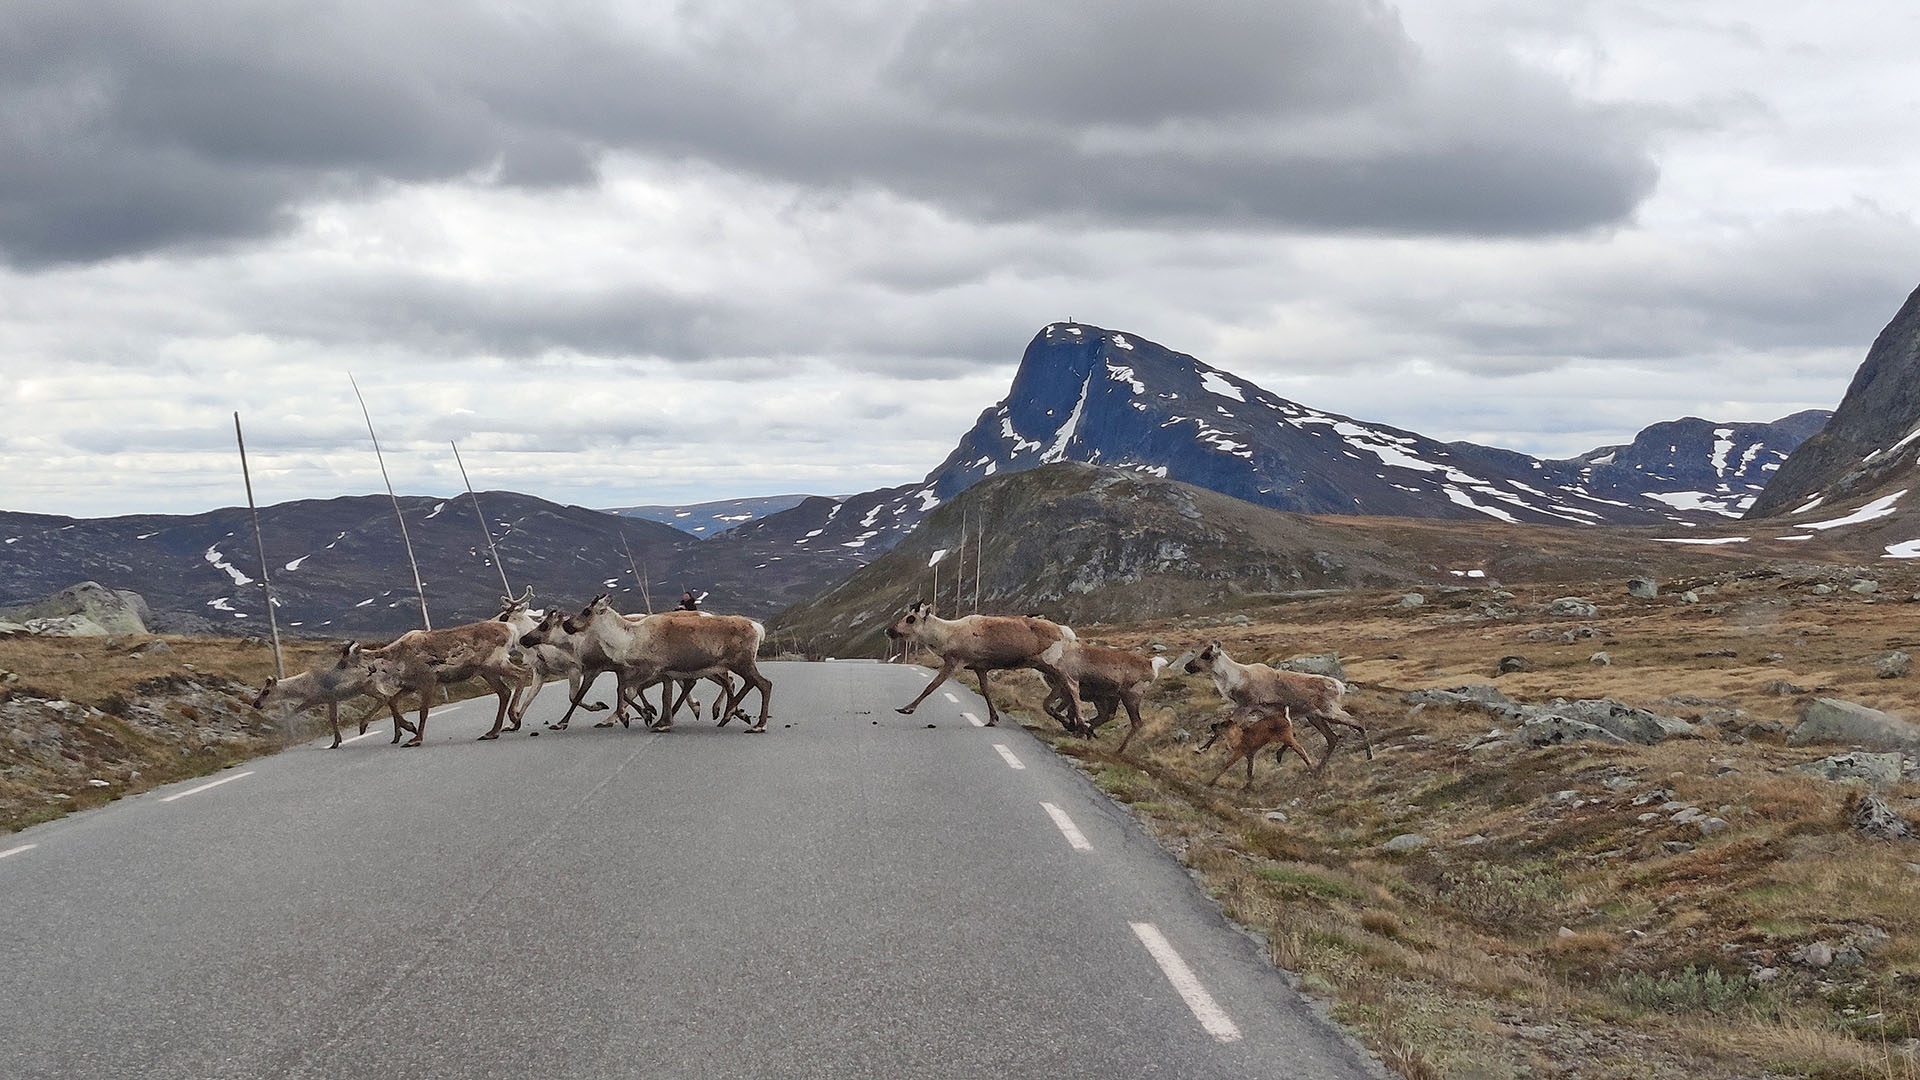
0;661;1381;1080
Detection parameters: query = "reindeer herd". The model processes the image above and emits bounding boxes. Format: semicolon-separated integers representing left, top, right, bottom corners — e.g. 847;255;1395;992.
253;592;1367;786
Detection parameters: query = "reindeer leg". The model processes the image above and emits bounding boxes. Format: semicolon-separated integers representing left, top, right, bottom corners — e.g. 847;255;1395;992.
652;680;675;731
387;697;411;743
477;673;513;740
1115;692;1145;754
1033;660;1084;733
1207;747;1244;786
552;671;595;730
401;686;429;748
353;699;384;736
896;660;959;714
1321;707;1372;760
327;702;342;749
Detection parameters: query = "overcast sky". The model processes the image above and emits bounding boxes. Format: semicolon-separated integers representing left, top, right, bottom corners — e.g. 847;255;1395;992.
4;0;1918;517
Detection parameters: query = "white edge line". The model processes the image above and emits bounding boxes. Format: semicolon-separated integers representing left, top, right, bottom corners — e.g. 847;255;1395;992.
339;729;380;745
942;691;960;704
159;770;256;803
961;711;985;727
993;744;1025;770
0;843;36;859
1130;922;1243;1043
1041;801;1092;851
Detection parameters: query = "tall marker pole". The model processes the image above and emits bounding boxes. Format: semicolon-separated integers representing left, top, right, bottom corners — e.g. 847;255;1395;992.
451;441;513;600
233;413;285;679
350;374;431;630
621;531;653;615
974;514;984;615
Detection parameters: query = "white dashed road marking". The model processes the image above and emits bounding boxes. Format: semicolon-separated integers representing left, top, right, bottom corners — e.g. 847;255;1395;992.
0;843;36;860
340;729;381;745
961;711;985;727
159;771;255;803
993;744;1025;770
1041;802;1092;851
942;692;959;704
1130;922;1243;1043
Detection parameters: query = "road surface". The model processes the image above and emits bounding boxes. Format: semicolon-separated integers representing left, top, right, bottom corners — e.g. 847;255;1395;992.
0;661;1381;1079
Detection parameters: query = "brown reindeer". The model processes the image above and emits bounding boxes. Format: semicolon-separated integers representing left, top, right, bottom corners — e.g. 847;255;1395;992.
524;598;773;732
252;642;414;749
1193;705;1318;786
884;601;1082;728
363;615;538;746
1037;639;1171;750
1183;641;1371;775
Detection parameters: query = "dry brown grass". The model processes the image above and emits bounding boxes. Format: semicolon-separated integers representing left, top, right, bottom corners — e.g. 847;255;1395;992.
965;568;1920;1079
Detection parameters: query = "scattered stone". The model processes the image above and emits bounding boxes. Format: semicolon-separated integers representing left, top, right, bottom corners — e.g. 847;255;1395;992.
1557;926;1577;939
1761;679;1808;696
1278;652;1346;680
1754;966;1780;982
1801;942;1835;969
1876;651;1913;679
1791;699;1920;752
1699;817;1729;836
1560;625;1600;643
1380;833;1428;853
1794;751;1906;786
1813;584;1835;596
1627;577;1659;599
1263;810;1288;823
1633;788;1676;806
1456;834;1488;846
1403;685;1511;709
1637;812;1662;823
1590;651;1611;666
1518;715;1631;747
1397;593;1426;609
1681;591;1701;604
1497;655;1531;675
1550;789;1580;802
1602;776;1637;791
1762;652;1785;663
1851;793;1913;841
1547;699;1696;744
1696;649;1736;658
1673;807;1706;824
1548;597;1598;618
1661;840;1695;853
87;778;109;788
1852;580;1881;595
1462;728;1507;751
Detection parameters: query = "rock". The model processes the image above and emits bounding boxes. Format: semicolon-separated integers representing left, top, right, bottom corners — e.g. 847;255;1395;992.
1754;966;1780;982
0;581;148;637
1590;651;1611;666
1225;614;1252;626
1790;699;1920;752
1627;577;1659;599
1397;593;1426;609
21;615;111;637
1696;649;1736;658
1497;655;1531;675
1803;942;1835;968
1813;584;1834;595
1518;715;1631;747
1877;651;1913;679
1853;580;1881;594
1380;833;1428;853
1403;685;1512;709
1549;597;1598;617
1550;789;1580;802
1560;626;1599;643
1682;590;1700;604
1794;751;1906;786
1673;807;1705;824
1698;817;1729;835
1557;926;1577;939
1549;699;1696;744
1761;679;1807;696
1851;793;1913;841
127;639;175;658
1263;810;1288;823
1278;652;1346;680
87;778;109;787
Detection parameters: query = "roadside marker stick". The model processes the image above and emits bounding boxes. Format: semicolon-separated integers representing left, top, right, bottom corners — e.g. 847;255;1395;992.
233;413;285;679
993;744;1025;770
1041;802;1092;850
451;440;513;600
349;373;431;631
0;843;36;860
961;711;985;727
159;771;255;803
1129;922;1243;1043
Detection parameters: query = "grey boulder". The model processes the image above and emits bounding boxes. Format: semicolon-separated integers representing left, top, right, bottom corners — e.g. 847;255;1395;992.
1790;699;1920;752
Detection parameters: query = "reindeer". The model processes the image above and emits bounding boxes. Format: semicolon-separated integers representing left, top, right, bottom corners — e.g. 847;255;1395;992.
252;642;413;749
1183;641;1371;776
884;601;1083;729
1037;639;1171;751
518;607;744;731
362;612;539;746
1193;705;1320;786
526;598;773;732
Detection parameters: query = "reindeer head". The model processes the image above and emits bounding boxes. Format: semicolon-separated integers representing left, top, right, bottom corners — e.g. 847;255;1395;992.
519;607;572;649
883;600;934;642
1183;642;1223;675
494;585;536;620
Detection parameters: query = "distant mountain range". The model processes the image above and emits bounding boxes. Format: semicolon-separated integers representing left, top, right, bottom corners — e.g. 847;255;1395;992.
724;323;1828;557
607;494;817;536
0;492;864;638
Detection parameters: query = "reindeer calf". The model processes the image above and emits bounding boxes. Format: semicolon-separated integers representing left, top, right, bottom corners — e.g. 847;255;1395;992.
1038;639;1169;750
1194;705;1316;786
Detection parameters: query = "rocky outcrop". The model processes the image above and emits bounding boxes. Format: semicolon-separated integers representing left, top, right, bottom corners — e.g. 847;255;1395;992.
1790;699;1920;752
1793;751;1905;786
0;582;148;637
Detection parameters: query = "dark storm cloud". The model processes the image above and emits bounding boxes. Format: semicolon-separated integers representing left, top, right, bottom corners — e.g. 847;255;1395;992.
0;0;1660;268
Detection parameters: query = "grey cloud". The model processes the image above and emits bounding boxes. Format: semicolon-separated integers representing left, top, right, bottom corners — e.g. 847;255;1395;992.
0;0;1662;267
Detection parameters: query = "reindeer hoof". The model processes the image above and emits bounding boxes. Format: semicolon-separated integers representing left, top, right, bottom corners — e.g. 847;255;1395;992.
583;701;609;712
593;720;615;728
328;742;342;750
477;733;499;741
401;738;423;748
895;706;915;715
